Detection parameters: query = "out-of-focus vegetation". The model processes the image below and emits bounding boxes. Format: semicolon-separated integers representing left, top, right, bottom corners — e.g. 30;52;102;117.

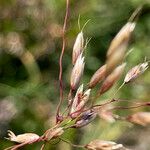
0;0;150;149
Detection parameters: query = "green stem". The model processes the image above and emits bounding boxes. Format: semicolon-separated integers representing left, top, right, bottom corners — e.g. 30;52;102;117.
60;138;85;149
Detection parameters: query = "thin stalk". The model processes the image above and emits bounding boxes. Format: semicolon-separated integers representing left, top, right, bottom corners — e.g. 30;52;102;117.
78;14;81;31
92;99;150;110
5;142;29;150
60;138;85;149
40;144;45;150
56;0;70;122
113;82;125;98
111;103;150;110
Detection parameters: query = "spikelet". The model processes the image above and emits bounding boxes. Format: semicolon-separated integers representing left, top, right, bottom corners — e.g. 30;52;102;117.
124;62;149;83
70;53;85;90
106;47;126;75
105;22;135;75
76;89;91;111
85;140;124;150
127;112;150;126
74;110;97;128
70;84;91;116
6;130;40;144
99;63;126;95
89;65;106;88
70;84;84;113
72;32;84;65
107;22;136;58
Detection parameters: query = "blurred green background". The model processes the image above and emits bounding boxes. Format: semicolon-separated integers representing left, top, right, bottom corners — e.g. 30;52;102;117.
0;0;150;149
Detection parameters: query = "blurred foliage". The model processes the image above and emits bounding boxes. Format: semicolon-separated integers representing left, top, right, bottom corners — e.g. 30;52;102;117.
0;0;150;149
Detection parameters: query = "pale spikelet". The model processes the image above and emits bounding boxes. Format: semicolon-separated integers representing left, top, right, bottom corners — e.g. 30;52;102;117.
106;47;126;75
107;22;136;58
72;32;84;65
70;53;85;90
89;65;106;88
76;89;91;111
127;112;150;126
70;84;84;113
85;140;124;150
6;130;40;143
70;85;91;115
105;22;135;75
124;62;149;83
99;63;126;94
82;89;91;103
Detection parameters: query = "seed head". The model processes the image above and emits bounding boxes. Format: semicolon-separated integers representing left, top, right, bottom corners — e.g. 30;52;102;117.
89;65;106;88
6;130;40;144
72;32;84;65
76;89;91;111
70;84;84;113
127;112;150;126
70;53;85;90
105;22;135;75
99;63;126;94
107;22;136;58
85;140;124;150
124;62;149;83
106;48;126;75
70;85;91;115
